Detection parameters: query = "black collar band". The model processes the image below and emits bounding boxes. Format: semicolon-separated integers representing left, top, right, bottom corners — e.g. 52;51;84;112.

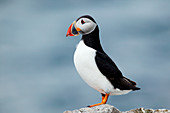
81;26;104;53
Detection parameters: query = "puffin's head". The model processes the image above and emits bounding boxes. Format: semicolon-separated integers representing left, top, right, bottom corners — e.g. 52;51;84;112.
66;15;97;37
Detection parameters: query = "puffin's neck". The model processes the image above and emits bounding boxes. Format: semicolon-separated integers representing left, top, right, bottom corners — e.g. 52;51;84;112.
81;26;104;53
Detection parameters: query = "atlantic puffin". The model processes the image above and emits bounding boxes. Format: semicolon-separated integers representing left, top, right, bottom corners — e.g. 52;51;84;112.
66;15;140;107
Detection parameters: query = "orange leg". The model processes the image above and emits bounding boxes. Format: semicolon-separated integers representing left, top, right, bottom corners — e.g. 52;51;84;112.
101;93;105;101
102;95;105;101
88;93;109;107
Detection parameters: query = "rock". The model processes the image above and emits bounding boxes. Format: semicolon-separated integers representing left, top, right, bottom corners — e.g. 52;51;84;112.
64;104;170;113
64;104;121;113
123;107;170;113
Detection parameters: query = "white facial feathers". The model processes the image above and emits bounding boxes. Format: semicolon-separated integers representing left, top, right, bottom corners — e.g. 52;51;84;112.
76;18;97;35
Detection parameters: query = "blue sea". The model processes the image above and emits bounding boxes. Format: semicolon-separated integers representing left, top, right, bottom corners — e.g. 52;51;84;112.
0;0;170;113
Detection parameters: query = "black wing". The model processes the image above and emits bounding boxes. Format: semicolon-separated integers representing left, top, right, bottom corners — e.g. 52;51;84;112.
95;51;140;90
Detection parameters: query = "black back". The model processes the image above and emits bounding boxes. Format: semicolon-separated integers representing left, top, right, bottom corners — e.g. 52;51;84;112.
95;51;140;90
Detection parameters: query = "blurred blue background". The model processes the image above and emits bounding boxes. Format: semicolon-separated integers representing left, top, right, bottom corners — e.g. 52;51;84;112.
0;0;170;113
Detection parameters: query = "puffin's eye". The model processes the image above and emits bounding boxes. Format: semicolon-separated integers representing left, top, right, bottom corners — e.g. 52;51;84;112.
81;19;85;24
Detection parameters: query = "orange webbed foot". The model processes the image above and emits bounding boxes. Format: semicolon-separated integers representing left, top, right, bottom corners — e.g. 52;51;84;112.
88;93;109;107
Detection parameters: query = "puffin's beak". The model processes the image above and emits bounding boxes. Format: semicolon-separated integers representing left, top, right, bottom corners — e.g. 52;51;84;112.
66;21;80;37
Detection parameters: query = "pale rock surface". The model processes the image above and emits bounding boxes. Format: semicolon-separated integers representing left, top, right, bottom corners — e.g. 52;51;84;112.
64;104;170;113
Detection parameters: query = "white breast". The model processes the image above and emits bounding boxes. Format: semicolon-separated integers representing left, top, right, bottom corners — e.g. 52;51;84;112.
74;40;131;95
74;40;112;94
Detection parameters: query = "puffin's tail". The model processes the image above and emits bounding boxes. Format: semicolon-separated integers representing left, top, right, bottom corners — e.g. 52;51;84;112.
131;86;140;91
123;77;140;91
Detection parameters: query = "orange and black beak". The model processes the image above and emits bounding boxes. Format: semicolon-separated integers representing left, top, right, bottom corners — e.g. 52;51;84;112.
66;21;81;37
